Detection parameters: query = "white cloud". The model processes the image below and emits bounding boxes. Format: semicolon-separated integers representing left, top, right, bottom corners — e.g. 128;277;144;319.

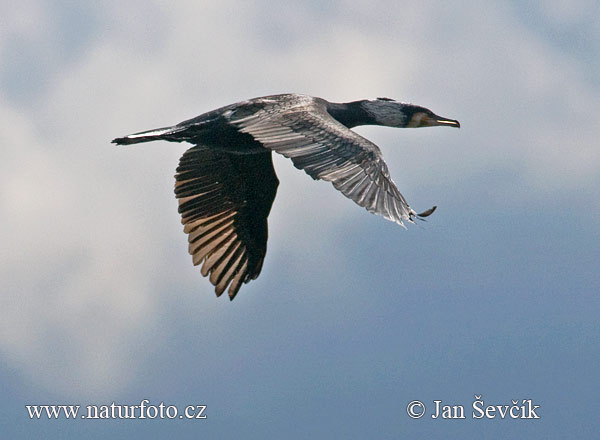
0;105;163;397
536;0;600;28
0;0;49;41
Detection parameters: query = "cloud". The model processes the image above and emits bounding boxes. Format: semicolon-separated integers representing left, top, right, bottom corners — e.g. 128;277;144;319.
0;105;162;396
1;0;598;400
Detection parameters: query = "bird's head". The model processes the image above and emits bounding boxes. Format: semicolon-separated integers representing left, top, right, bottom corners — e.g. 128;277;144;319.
362;98;460;129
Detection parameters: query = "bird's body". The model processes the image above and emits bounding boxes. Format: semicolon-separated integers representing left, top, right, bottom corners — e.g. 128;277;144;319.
113;93;459;300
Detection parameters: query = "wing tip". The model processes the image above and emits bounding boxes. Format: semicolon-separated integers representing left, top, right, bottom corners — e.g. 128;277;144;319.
417;205;437;218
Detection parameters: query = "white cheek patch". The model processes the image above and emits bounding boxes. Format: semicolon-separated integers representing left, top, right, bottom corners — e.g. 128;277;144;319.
407;112;425;128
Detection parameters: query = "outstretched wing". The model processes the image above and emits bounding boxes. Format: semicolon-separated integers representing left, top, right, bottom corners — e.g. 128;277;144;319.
175;146;279;299
227;96;420;226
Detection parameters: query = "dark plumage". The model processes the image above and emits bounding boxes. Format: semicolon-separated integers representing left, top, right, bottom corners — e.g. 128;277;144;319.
113;93;459;300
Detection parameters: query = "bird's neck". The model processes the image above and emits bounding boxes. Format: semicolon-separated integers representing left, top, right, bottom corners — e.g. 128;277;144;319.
325;101;377;128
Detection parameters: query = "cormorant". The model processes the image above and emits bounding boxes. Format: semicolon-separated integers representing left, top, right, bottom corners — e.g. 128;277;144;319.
112;93;459;300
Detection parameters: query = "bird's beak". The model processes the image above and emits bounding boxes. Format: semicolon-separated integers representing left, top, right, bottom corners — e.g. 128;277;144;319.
421;113;460;128
409;113;460;128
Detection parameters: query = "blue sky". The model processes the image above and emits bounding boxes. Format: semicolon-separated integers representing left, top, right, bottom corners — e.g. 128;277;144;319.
1;1;598;438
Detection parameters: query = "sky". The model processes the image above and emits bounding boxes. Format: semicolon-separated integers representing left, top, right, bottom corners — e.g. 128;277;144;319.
1;0;598;438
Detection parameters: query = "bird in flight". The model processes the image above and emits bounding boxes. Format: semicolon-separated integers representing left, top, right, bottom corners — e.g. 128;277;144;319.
113;94;459;300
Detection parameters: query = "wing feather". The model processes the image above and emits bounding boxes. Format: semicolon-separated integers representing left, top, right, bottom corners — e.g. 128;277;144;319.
229;97;418;225
175;145;279;299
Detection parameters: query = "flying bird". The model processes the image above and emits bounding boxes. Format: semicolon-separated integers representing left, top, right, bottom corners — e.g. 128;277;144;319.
112;93;459;300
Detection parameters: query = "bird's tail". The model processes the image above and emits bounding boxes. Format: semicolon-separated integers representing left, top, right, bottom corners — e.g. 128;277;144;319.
112;125;188;145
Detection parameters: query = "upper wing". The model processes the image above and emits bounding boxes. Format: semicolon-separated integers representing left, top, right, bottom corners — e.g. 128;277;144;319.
227;96;419;226
175;146;279;299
